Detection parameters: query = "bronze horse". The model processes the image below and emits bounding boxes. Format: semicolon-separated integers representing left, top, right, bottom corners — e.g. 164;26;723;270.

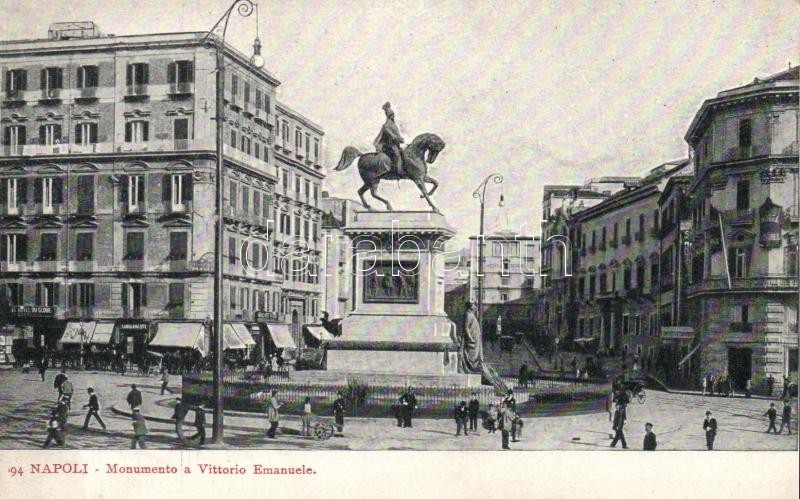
333;133;445;212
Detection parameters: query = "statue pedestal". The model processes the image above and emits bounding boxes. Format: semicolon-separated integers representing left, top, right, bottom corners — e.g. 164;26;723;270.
323;211;478;386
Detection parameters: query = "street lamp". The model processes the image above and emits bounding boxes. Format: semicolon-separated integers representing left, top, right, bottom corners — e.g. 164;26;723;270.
472;173;504;327
78;322;85;369
202;0;265;445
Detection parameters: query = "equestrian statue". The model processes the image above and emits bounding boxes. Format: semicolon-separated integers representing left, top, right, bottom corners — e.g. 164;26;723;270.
333;102;446;213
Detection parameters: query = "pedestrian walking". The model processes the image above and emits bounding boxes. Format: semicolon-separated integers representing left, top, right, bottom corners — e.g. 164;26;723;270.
643;422;657;450
766;374;775;397
333;392;345;436
467;392;480;434
703;411;717;450
745;378;752;398
780;375;791;399
301;397;313;437
454;401;469;436
54;369;67;401
727;376;734;397
126;384;142;411
189;404;207;446
503;389;516;412
610;404;628;449
266;390;280;438
778;398;792;435
485;403;498;433
518;363;529;388
172;397;189;441
160;369;172;396
511;411;523;442
499;403;514;449
400;388;417;428
764;403;778;434
702;375;707;396
38;357;48;382
42;409;65;449
130;408;147;449
81;388;106;431
60;375;74;409
55;397;69;436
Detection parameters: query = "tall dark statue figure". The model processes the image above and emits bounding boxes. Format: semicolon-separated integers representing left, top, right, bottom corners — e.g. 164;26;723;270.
460;301;484;374
334;102;445;213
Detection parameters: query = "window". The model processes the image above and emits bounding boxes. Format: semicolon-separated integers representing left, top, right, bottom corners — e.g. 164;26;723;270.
623;267;631;290
168;283;184;316
282;170;289;192
255;89;262;110
295;128;302;150
639;214;645;236
313;185;319;206
174;118;189;144
229;285;237;310
120;175;145;210
4;125;26;149
500;292;509;302
241;288;248;310
294;215;301;237
244;82;251;107
241;135;251;155
502;258;510;274
5;69;27;93
125;120;149;142
68;283;95;308
622;315;629;336
165;173;192;207
305;132;310;158
0;234;26;263
612;222;618;245
75;233;93;261
76;65;99;88
738;118;752;149
126;63;149;85
1;177;26;211
230;129;237;148
231;74;239;102
589;275;596;298
40;233;57;261
74;122;98;145
242;187;250;213
303;219;310;242
650;263;659;288
35;283;58;307
599;273;607;293
167;60;194;84
39;124;62;145
736;180;749;211
740;305;749;324
729;247;749;278
229;180;238;210
122;283;147;312
228;237;237;265
304;179;310;203
625;218;631;239
40;67;64;91
169;232;188;261
263;93;270;114
314;139;320;162
76;176;94;214
636;263;645;289
281;121;289;145
125;232;144;260
295;176;301;198
253;191;261;217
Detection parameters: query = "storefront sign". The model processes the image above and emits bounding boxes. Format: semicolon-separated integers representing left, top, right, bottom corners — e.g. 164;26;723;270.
118;322;149;332
10;305;54;317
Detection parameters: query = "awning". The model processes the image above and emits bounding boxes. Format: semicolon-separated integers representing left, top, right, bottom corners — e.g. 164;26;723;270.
89;322;115;345
231;323;256;346
304;326;334;342
266;324;296;349
60;322;96;344
223;324;246;350
149;322;206;355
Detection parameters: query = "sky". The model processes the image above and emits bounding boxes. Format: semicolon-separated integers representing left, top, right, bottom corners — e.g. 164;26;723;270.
1;0;797;249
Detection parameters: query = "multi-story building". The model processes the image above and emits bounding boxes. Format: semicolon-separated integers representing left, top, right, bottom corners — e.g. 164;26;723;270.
0;22;324;365
319;192;362;321
683;66;798;392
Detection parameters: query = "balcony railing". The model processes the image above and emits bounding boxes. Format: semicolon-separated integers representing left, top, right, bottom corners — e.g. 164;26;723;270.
730;322;753;333
3;89;25;102
168;82;194;96
621;235;631;245
66;306;94;319
721;208;755;226
39;88;62;101
125;84;148;97
77;86;98;99
223;143;269;172
687;276;799;296
122;307;146;319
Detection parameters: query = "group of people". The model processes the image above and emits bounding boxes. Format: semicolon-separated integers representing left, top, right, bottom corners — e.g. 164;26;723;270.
701;374;736;397
763;399;793;436
608;385;659;451
43;370;107;448
453;389;522;450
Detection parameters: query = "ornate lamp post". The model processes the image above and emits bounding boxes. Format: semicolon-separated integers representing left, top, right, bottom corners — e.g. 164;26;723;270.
472;173;504;327
202;0;265;445
78;322;85;369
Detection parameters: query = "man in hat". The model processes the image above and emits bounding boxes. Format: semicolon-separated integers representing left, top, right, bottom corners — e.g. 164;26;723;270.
54;369;67;402
374;102;405;176
332;391;346;436
82;387;106;431
126;384;142;411
703;411;717;450
172;397;189;441
610;402;628;449
467;392;480;434
131;408;148;449
778;398;792;435
189;404;207;446
643;422;657;450
400;387;417;428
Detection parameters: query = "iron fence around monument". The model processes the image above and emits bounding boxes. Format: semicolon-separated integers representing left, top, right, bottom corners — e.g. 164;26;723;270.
182;372;609;418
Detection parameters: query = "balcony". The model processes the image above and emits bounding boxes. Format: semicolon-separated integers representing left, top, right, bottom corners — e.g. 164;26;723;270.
721;208;755;226
3;89;25;103
223;143;269;172
125;85;149;98
76;86;98;100
1;145;24;156
621;235;631;246
0;143;118;157
168;82;194;96
122;307;146;319
29;260;63;272
0;262;26;272
687;276;799;296
66;306;94;319
166;200;191;214
730;322;753;333
69;261;96;273
254;108;269;126
117;140;198;154
121;203;146;216
39;88;62;102
634;231;644;242
609;239;618;249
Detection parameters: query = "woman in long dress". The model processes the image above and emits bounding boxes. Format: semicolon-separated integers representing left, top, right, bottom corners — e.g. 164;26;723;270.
459;301;483;374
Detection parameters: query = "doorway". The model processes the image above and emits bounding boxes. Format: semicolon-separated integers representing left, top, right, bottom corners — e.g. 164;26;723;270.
727;347;752;390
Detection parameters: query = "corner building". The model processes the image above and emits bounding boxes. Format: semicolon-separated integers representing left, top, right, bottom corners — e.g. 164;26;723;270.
0;23;324;365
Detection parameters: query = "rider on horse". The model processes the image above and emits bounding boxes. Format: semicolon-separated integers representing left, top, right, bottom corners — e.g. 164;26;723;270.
374;102;405;176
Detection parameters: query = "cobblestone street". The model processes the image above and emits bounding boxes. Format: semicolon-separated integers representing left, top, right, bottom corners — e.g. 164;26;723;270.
0;369;795;451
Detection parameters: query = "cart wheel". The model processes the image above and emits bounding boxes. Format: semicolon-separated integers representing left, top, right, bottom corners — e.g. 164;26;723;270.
637;390;646;404
313;423;327;440
324;424;335;440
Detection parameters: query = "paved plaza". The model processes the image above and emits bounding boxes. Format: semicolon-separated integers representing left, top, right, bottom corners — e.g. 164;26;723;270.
0;369;796;451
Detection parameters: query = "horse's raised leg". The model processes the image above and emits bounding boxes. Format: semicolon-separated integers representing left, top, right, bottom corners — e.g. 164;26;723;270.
369;182;393;211
415;180;439;213
357;184;372;210
423;175;439;197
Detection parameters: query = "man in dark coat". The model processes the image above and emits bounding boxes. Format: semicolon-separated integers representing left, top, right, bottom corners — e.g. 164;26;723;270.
764;403;778;434
172;397;189;441
332;392;345;436
766;374;775;397
467;393;480;434
503;389;516;412
703;411;717;450
498;403;514;450
189;404;207;446
82;388;106;431
130;408;147;449
610;404;628;449
454;401;468;436
38;357;48;382
43;409;65;448
126;384;142;410
778;398;792;435
643;422;657;450
54;369;67;401
400;388;417;428
781;375;791;399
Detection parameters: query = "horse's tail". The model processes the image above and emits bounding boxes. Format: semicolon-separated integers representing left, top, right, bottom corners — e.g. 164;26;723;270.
334;146;362;171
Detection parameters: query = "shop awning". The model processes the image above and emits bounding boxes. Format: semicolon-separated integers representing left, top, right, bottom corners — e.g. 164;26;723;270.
223;324;246;350
266;324;296;349
60;322;96;344
232;323;257;346
304;326;334;341
89;322;115;345
149;322;205;354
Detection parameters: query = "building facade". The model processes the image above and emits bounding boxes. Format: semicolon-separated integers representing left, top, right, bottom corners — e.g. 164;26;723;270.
319;193;363;321
0;23;324;364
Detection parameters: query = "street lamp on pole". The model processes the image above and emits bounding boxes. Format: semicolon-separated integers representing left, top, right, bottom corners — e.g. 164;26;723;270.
472;173;504;328
203;0;264;445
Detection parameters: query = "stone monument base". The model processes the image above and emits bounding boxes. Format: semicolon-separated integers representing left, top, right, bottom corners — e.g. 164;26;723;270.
290;369;482;388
